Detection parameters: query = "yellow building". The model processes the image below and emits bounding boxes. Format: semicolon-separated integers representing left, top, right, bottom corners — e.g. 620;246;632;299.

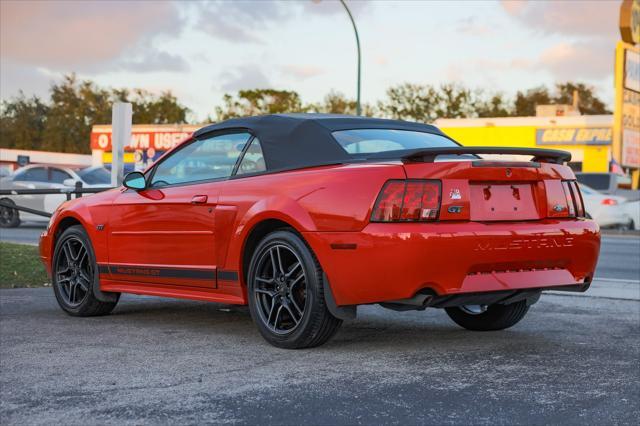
435;115;615;174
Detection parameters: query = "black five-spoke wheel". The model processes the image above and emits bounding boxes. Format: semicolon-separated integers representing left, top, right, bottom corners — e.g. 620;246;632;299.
248;230;342;349
52;225;119;316
253;244;307;334
55;236;92;307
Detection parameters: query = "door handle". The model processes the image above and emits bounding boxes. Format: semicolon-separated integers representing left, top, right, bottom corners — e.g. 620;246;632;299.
191;195;208;204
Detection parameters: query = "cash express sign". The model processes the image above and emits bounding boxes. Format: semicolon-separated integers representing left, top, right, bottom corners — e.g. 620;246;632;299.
536;127;612;146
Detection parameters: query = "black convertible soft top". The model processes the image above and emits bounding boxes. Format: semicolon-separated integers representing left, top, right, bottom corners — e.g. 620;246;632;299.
193;114;571;170
193;113;449;171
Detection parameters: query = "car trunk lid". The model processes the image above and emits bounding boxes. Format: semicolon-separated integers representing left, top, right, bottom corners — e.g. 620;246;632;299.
402;155;578;222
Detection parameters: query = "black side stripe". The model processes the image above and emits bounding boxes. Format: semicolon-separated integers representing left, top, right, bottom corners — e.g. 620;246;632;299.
97;264;239;282
217;270;239;281
99;264;215;280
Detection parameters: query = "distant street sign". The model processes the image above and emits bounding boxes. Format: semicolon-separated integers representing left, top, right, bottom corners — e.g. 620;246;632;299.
17;155;30;167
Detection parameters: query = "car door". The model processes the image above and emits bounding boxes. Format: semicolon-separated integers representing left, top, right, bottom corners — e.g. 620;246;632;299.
106;131;253;289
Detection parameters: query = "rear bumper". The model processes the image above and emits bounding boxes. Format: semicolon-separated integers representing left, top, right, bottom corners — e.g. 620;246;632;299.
303;219;600;306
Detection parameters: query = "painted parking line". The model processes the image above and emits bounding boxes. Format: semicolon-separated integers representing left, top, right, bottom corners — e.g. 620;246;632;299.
594;277;640;284
547;278;640;301
601;236;640;245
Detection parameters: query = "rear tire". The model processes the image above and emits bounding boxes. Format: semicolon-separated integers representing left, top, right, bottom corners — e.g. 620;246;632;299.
445;300;529;331
52;225;119;316
0;198;20;228
247;230;342;349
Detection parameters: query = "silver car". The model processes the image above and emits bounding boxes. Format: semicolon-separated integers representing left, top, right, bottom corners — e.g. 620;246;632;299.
0;165;111;227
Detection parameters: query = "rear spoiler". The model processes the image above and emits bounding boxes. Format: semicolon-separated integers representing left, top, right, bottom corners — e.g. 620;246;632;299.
397;147;571;164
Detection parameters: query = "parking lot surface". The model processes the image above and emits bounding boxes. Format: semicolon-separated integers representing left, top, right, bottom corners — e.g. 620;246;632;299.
1;287;638;425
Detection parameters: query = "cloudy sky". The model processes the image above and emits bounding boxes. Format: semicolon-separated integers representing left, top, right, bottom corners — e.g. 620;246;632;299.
0;0;620;121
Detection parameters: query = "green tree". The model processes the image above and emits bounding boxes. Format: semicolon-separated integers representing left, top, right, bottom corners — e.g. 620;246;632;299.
474;93;512;118
434;83;478;119
40;74;111;153
513;86;552;116
553;82;610;115
513;83;609;116
39;74;189;153
118;89;189;124
307;90;378;116
307;90;357;114
377;83;439;121
215;89;304;120
0;93;49;150
379;83;484;121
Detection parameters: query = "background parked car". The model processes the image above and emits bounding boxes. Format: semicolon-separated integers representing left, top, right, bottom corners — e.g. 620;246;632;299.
578;183;634;229
575;172;639;201
620;200;640;230
0;165;111;227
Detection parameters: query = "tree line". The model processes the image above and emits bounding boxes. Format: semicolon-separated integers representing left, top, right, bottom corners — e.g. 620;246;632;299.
0;74;610;154
0;74;189;154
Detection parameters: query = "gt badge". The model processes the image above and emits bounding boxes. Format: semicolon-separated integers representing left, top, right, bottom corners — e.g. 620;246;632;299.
448;206;463;214
553;204;566;212
449;188;461;200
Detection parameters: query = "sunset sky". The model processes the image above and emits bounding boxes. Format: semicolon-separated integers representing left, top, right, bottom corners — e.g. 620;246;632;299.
0;0;621;121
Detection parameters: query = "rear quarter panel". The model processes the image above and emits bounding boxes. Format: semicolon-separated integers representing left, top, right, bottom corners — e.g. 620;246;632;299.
219;163;405;274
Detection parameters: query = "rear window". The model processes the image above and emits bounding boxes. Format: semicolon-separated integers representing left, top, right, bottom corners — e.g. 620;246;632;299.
332;129;458;155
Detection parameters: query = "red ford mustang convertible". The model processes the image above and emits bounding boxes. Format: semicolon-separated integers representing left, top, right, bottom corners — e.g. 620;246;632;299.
40;114;600;348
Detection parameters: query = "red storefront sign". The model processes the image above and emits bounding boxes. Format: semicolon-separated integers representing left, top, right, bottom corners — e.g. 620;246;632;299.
90;129;196;152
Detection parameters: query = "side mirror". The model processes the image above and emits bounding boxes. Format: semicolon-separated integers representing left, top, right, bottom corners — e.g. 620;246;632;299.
62;178;79;187
123;171;147;191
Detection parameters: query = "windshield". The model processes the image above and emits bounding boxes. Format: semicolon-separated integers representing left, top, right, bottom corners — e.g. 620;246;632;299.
332;129;458;156
77;167;111;185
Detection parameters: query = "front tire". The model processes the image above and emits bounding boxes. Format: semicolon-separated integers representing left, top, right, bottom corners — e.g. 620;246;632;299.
52;225;119;316
247;230;342;349
445;300;529;331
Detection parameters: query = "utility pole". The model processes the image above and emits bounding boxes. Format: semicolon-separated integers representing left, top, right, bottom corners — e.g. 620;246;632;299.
339;0;362;115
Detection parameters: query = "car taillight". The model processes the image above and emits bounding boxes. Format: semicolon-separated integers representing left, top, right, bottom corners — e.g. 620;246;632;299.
601;198;618;206
371;180;441;222
561;181;576;216
571;181;585;217
560;180;586;218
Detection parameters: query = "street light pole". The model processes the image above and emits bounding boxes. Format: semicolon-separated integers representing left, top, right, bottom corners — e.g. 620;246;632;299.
339;0;361;116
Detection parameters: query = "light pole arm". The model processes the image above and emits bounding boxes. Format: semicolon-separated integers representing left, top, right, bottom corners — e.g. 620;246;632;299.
339;0;361;116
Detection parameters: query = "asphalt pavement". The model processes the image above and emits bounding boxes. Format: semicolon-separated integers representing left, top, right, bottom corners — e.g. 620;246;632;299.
597;236;640;281
1;223;639;424
0;222;45;245
1;288;638;425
